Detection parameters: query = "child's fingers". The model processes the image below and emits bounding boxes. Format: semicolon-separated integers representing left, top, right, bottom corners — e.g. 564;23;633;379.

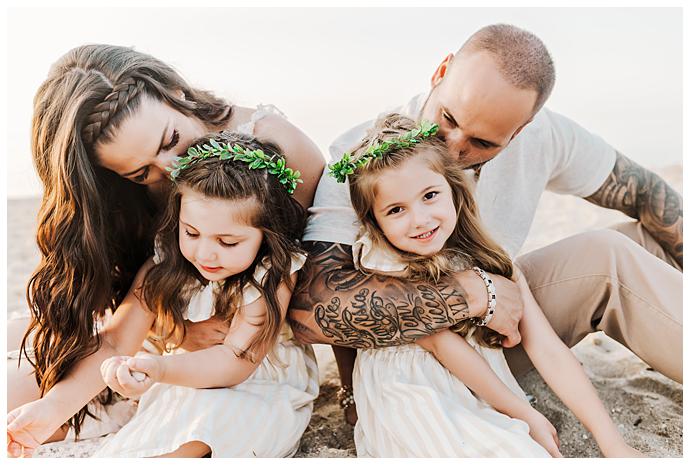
115;363;140;391
8;440;23;458
102;359;127;393
127;357;150;374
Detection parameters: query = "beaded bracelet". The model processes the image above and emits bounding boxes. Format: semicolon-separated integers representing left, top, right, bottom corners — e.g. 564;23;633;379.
472;266;497;327
337;384;355;410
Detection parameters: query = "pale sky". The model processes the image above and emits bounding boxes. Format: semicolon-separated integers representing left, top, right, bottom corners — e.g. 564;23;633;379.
5;6;683;198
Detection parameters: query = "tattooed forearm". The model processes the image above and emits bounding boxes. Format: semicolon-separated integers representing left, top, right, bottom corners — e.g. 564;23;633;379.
586;152;682;267
288;241;470;348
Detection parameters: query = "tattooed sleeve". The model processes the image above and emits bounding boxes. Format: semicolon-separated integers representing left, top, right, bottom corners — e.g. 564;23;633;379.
585;152;682;266
287;241;471;347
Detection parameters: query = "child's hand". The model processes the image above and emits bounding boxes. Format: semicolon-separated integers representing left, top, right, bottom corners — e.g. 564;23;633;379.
100;355;157;398
7;398;64;457
523;409;562;457
602;441;646;458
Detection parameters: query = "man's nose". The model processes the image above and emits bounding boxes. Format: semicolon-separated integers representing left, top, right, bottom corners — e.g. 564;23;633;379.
446;133;470;159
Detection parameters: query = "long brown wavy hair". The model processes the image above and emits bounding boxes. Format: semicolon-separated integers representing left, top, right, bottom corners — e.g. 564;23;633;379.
348;113;514;347
142;131;306;362
26;44;234;436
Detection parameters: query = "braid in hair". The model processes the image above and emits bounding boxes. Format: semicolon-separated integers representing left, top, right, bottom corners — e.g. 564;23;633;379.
81;78;145;145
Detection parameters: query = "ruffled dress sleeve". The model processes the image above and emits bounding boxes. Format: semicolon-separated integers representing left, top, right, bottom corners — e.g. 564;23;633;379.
235;104;287;136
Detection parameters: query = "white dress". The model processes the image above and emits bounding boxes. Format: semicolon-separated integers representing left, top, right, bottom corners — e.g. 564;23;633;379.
351;233;549;458
94;254;319;457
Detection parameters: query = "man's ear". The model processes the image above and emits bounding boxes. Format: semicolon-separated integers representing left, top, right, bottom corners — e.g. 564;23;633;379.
430;53;454;87
510;118;533;141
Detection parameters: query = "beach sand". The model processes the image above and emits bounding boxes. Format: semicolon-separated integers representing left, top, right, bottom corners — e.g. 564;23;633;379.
8;165;682;458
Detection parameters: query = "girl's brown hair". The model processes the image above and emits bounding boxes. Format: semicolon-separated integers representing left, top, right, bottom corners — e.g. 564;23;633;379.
348;113;514;347
142;131;306;361
26;44;234;436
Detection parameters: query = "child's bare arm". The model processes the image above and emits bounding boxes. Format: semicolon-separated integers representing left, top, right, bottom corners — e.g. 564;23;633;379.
417;331;534;418
131;273;297;389
516;270;639;457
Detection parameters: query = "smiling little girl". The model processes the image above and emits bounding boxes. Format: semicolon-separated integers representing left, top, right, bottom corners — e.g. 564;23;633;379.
330;113;642;458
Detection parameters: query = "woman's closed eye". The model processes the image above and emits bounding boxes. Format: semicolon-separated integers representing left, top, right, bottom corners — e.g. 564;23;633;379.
162;129;179;152
133;166;150;183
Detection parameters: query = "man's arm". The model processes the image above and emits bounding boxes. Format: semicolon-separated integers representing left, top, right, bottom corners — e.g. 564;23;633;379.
288;241;524;348
585;152;682;267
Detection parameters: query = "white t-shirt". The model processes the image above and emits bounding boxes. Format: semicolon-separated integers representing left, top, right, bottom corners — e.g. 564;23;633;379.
302;93;617;257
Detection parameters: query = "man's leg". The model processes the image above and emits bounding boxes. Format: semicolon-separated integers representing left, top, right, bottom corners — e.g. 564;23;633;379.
609;220;681;271
505;229;682;383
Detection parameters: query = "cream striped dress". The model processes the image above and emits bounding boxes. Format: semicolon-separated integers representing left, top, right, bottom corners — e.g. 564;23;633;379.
352;233;549;458
93;254;319;458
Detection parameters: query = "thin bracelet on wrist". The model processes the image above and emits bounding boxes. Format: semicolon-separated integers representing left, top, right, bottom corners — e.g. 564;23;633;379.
471;266;496;327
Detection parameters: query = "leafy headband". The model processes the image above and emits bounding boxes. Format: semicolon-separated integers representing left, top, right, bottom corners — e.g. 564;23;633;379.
168;138;303;194
328;120;439;183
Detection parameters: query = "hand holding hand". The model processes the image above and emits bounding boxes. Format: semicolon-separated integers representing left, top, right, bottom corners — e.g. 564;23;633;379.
100;355;158;399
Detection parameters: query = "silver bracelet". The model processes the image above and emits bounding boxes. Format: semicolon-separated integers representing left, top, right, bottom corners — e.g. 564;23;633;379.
472;266;497;326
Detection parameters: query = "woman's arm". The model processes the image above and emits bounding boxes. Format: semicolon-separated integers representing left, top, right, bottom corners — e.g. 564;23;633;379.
516;270;639;456
254;114;325;209
129;273;297;389
7;260;156;454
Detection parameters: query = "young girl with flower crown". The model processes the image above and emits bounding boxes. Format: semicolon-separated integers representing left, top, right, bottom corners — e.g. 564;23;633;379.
8;131;318;458
330;113;643;458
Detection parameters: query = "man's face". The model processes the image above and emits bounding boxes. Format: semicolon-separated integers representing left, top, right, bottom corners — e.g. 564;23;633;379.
420;51;538;169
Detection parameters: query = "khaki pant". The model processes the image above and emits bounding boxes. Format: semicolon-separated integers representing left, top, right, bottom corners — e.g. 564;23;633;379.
505;221;682;383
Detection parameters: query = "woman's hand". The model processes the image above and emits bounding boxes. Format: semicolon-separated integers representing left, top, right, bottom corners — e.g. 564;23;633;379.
7;398;65;457
100;355;157;398
180;315;229;351
523;408;562;457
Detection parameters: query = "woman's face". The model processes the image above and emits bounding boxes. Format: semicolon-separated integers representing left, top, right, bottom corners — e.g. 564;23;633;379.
95;94;208;187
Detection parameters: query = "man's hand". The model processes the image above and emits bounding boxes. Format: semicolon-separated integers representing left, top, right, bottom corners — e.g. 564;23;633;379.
459;270;524;348
180;315;229;351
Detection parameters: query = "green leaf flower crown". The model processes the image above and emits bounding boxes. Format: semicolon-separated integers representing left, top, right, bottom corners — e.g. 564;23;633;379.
328;120;439;183
168;138;303;194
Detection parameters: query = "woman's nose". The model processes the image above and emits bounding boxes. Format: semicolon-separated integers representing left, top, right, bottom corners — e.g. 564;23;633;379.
153;151;180;174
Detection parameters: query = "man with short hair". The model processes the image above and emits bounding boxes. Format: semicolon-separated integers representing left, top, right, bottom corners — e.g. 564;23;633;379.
288;24;682;422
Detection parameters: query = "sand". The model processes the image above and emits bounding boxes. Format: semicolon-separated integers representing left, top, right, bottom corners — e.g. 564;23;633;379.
7;165;682;458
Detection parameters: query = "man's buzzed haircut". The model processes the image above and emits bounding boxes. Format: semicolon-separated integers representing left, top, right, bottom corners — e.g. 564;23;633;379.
459;24;555;113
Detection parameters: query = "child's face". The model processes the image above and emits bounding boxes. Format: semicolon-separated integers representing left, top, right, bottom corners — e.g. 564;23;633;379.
178;186;264;282
372;154;457;256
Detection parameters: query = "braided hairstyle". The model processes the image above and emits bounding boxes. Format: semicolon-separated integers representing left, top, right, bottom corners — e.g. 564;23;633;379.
26;44;233;436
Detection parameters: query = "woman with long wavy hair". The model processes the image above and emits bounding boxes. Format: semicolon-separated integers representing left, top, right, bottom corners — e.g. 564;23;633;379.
6;44;324;451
